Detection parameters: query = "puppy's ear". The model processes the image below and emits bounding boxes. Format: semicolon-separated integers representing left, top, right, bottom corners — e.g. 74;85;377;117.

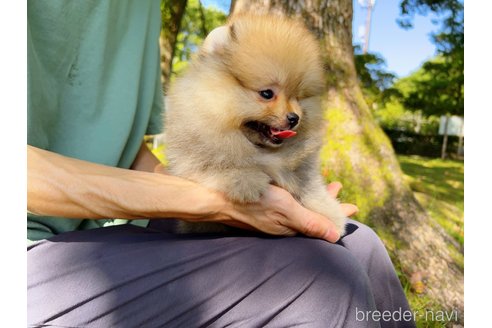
201;25;233;55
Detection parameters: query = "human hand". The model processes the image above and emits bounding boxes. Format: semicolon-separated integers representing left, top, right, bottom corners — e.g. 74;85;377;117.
326;181;359;218
216;182;357;243
152;164;356;243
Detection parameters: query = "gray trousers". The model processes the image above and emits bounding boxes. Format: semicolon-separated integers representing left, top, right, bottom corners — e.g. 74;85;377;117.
27;220;415;328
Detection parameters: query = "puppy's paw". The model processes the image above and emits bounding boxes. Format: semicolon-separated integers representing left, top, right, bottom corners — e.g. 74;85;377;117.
330;212;347;237
199;169;270;203
301;194;347;237
227;171;271;203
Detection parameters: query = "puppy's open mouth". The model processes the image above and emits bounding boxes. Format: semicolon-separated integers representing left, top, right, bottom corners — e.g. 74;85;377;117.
244;121;297;147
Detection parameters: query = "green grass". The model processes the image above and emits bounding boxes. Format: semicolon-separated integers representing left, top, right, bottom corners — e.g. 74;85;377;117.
397;155;464;247
396;155;464;327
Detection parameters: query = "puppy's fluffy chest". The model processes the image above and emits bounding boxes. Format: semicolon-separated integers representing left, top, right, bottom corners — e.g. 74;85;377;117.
254;147;312;196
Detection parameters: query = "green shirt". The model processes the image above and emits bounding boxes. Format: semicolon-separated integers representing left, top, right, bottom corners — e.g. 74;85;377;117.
27;0;164;242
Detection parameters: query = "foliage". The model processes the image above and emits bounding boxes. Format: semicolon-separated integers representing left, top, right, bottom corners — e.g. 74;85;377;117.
373;64;444;134
384;129;462;158
353;45;399;109
355;0;464;132
172;0;227;77
373;55;461;134
160;1;189;35
397;55;463;116
159;0;189;88
397;0;463;116
398;0;463;38
374;102;440;135
355;54;444;135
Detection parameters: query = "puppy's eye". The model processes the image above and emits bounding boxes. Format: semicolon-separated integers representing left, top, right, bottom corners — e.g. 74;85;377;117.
259;89;275;100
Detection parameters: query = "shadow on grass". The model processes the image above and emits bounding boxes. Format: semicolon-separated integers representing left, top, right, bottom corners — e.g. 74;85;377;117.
397;155;464;211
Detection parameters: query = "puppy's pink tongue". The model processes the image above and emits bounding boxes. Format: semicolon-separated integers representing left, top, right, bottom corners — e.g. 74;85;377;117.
270;128;297;139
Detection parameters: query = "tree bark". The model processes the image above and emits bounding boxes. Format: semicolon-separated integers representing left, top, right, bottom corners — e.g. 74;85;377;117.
160;0;188;92
231;0;463;321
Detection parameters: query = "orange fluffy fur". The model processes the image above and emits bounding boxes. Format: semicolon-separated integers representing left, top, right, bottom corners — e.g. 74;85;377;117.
164;14;347;235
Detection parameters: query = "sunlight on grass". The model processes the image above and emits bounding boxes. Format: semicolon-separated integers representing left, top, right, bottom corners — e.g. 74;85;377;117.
397;155;464;327
398;155;464;246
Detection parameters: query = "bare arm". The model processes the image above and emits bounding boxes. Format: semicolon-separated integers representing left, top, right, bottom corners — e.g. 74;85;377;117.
27;145;351;242
27;145;223;220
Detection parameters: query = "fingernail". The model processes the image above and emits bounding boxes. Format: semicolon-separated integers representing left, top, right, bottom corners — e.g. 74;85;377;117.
325;229;340;243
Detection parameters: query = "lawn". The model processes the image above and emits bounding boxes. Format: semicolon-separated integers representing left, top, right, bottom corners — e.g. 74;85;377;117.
397;155;464;247
396;155;464;328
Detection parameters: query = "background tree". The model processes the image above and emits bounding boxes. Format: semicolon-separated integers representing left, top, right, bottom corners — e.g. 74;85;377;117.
160;0;228;89
172;0;227;77
230;0;463;320
160;0;188;91
396;0;464;159
353;45;398;110
398;0;464;117
355;0;463;159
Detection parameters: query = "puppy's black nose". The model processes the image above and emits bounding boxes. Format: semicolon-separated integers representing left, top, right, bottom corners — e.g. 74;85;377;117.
287;113;299;128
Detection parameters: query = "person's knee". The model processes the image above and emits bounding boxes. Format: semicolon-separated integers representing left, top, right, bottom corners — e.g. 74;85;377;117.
265;237;373;295
253;237;377;324
345;220;380;240
283;238;365;284
344;219;392;257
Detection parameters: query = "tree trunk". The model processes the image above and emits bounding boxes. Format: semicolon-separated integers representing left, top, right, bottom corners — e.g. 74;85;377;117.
231;0;463;321
160;0;188;92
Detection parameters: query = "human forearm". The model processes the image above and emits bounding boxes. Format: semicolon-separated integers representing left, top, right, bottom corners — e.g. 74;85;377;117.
27;146;225;220
27;145;355;243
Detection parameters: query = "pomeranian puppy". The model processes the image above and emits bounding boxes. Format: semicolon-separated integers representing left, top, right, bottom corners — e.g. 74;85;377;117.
164;13;347;236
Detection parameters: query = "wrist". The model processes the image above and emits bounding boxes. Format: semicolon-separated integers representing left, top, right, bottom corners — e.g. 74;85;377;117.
143;173;230;221
182;182;233;222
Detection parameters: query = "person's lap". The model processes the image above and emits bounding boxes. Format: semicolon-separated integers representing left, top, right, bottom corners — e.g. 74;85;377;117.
27;220;414;328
